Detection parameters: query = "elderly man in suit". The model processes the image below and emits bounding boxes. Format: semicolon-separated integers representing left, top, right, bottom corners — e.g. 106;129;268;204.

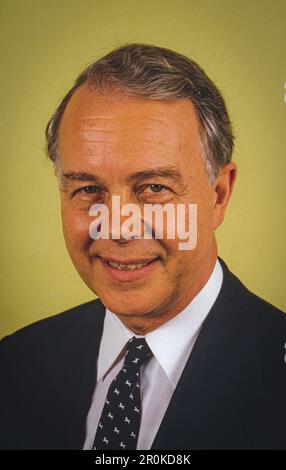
1;43;285;450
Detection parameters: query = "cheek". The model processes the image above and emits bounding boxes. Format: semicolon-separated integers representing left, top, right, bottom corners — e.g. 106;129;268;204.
161;237;193;277
61;207;91;252
162;197;213;271
196;190;215;235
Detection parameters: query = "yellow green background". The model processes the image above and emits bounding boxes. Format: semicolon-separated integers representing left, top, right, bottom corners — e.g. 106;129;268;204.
1;0;285;338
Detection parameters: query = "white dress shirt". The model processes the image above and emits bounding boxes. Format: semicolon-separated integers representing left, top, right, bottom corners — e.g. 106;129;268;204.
83;258;223;450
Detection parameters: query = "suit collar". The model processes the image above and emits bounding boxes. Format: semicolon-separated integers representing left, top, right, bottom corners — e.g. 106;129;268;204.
21;298;106;449
150;257;254;449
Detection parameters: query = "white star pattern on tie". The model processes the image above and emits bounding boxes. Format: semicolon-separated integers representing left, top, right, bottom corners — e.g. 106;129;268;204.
92;337;152;450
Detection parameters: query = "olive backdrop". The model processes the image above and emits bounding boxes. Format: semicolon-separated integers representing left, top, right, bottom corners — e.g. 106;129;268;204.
1;0;285;337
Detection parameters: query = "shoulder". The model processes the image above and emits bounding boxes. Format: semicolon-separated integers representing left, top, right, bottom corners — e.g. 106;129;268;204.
243;288;286;377
218;257;286;381
248;286;285;343
246;288;286;333
0;298;104;362
236;273;286;331
219;257;286;394
0;298;106;449
242;286;286;367
219;256;286;330
241;279;286;446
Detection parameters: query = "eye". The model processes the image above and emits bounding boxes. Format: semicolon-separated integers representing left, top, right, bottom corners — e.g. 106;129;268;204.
77;185;102;195
143;184;167;193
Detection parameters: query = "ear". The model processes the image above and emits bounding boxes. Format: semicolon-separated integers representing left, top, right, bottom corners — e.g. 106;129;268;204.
213;162;237;230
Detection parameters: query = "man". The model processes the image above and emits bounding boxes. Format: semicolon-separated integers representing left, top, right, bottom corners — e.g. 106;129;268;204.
0;43;285;450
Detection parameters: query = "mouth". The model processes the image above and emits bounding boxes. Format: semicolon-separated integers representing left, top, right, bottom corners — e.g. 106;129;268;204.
97;256;160;282
102;257;156;270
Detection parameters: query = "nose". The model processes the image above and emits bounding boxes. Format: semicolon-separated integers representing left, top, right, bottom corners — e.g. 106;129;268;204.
108;195;142;242
89;192;145;243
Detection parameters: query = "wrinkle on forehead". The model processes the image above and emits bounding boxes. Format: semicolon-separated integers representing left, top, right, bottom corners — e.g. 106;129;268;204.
80;115;169;132
59;87;201;160
78;114;193;151
82;116;166;124
81;122;177;148
63;87;198;130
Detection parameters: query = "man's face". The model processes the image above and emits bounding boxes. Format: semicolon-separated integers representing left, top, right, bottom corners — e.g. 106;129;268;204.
58;86;230;330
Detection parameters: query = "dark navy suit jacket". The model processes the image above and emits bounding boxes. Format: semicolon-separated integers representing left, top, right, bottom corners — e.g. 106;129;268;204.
1;258;286;449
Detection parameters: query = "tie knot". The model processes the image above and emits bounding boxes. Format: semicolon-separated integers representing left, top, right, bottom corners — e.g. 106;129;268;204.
123;337;152;367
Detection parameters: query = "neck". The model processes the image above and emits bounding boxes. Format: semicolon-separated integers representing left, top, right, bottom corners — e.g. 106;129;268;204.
115;248;218;335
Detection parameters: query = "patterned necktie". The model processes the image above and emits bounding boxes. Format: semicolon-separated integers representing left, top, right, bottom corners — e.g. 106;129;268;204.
92;336;152;450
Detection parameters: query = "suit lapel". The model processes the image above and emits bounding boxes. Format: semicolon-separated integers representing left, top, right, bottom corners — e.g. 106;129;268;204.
20;299;106;449
151;258;256;449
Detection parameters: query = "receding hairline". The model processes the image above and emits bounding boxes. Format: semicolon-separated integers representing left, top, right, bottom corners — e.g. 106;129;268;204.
60;81;202;118
46;43;234;183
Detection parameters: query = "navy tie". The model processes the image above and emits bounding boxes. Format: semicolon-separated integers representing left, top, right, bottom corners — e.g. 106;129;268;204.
92;336;152;450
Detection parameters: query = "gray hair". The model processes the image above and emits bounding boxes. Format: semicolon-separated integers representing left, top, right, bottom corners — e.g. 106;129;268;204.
45;43;234;183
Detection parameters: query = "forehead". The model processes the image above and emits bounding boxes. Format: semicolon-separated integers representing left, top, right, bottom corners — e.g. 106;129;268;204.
58;85;202;174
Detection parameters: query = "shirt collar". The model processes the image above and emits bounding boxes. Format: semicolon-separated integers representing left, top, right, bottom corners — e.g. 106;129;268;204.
97;258;223;385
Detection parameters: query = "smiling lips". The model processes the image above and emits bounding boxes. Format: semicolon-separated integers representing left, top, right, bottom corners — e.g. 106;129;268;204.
99;256;158;271
98;255;160;281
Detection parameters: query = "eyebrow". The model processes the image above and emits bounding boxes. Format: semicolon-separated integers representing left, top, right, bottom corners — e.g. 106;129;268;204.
61;172;102;183
126;166;183;184
61;166;183;185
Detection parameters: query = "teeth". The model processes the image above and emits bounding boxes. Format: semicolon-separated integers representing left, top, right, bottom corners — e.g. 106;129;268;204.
107;260;151;270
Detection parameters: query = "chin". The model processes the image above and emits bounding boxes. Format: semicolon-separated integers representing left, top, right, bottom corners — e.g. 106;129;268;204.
97;288;161;318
